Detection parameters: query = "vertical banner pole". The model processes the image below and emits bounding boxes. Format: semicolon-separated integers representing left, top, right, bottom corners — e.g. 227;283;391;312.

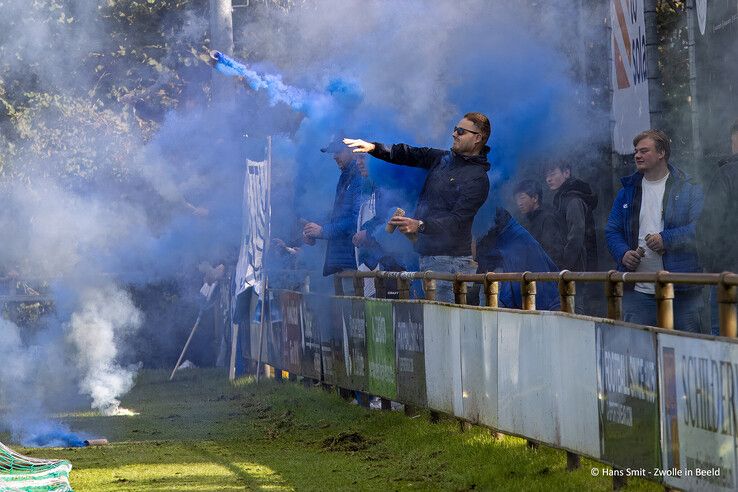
256;136;273;384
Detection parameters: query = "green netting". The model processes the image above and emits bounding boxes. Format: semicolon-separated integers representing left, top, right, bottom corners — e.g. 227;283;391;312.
0;442;72;492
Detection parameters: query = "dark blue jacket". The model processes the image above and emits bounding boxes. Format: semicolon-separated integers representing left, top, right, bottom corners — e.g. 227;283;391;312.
605;164;703;290
369;143;490;257
321;161;362;276
477;209;561;311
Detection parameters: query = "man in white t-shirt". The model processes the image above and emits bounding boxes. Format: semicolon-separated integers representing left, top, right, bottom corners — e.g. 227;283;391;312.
605;129;705;332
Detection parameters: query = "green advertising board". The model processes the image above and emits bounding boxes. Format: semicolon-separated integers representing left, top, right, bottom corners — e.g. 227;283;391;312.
365;299;397;399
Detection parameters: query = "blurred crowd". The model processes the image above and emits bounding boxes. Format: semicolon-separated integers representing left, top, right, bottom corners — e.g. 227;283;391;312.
270;114;738;336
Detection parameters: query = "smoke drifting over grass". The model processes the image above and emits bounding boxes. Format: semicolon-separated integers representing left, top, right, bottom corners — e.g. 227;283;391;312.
0;0;608;445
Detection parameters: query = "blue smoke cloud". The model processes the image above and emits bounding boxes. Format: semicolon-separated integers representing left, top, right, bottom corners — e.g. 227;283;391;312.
0;0;608;445
227;0;605;243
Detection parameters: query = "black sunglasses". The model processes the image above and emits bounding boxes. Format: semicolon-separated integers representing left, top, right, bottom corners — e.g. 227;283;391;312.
453;126;480;136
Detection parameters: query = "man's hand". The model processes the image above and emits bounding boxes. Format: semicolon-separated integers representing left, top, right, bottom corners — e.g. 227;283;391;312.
389;216;421;234
343;138;375;154
303;222;323;239
645;233;665;254
622;250;643;271
352;230;368;247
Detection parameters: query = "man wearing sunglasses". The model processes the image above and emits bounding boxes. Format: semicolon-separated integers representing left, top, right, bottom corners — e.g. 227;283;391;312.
344;112;491;302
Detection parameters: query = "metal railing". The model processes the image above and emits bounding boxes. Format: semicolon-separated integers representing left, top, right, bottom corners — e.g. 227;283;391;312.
0;278;54;304
333;270;738;338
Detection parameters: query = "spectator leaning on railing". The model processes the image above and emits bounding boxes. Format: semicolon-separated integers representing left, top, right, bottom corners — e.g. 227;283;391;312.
605;129;704;333
344;112;491;303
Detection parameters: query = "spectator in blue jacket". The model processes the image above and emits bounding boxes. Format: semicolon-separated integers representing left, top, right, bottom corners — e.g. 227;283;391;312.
475;208;561;310
605;129;704;332
303;137;363;277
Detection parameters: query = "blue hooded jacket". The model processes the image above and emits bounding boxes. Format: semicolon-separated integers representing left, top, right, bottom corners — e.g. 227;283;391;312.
320;160;363;276
477;209;561;311
605;164;703;290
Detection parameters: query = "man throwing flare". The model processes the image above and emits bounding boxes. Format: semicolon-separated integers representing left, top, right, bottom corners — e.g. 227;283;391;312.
344;112;491;302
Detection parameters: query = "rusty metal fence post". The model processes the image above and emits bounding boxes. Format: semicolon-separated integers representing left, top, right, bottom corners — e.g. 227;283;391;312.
606;271;624;321
398;276;411;300
353;275;364;297
453;277;468;305
556;270;580;470
522;272;537;450
522;272;536;311
655;272;674;330
484;273;499;308
422;272;439;422
374;276;387;299
333;275;344;296
422;273;436;301
558;271;575;314
719;273;737;338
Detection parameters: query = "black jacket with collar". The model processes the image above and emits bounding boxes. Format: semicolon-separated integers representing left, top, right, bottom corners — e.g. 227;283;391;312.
370;143;491;257
552;177;599;271
699;153;738;273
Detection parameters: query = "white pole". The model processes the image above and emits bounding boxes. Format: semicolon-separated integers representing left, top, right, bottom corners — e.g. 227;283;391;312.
255;136;273;383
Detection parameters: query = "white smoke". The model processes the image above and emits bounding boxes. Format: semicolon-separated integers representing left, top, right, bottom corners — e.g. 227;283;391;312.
66;284;143;414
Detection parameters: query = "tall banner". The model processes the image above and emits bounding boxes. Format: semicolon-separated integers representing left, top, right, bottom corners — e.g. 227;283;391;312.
597;323;660;471
343;298;368;391
320;298;338;385
658;334;738;491
611;0;650;154
365;300;397;399
235;158;271;296
279;291;302;374
300;294;324;380
394;302;427;407
266;290;284;369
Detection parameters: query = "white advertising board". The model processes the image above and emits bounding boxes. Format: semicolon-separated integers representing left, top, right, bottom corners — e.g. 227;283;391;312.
658;333;738;491
459;308;499;428
423;304;463;416
497;311;600;457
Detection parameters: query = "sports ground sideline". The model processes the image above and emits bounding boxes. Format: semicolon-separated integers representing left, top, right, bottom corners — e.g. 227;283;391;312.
12;369;659;491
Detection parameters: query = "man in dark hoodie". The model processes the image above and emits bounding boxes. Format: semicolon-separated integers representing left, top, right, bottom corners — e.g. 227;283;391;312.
698;118;738;335
545;161;599;272
344;112;491;303
513;179;566;268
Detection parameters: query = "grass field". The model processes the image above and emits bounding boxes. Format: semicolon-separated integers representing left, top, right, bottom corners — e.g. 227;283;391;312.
14;369;662;491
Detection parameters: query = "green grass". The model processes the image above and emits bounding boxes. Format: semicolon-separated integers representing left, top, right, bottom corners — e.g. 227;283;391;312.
13;369;662;491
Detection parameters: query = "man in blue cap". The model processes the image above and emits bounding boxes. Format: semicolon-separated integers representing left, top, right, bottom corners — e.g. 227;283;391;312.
302;136;364;278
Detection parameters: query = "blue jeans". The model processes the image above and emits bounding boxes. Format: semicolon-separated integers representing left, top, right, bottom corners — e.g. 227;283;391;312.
709;285;720;336
623;288;704;333
419;255;476;303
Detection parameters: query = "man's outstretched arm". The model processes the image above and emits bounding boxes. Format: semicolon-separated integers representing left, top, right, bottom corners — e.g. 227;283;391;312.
344;138;442;170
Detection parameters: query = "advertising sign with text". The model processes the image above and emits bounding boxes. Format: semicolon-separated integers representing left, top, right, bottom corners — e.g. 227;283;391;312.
597;323;660;471
658;334;738;491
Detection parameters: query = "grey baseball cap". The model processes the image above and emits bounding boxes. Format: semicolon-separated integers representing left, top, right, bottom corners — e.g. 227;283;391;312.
320;134;347;153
